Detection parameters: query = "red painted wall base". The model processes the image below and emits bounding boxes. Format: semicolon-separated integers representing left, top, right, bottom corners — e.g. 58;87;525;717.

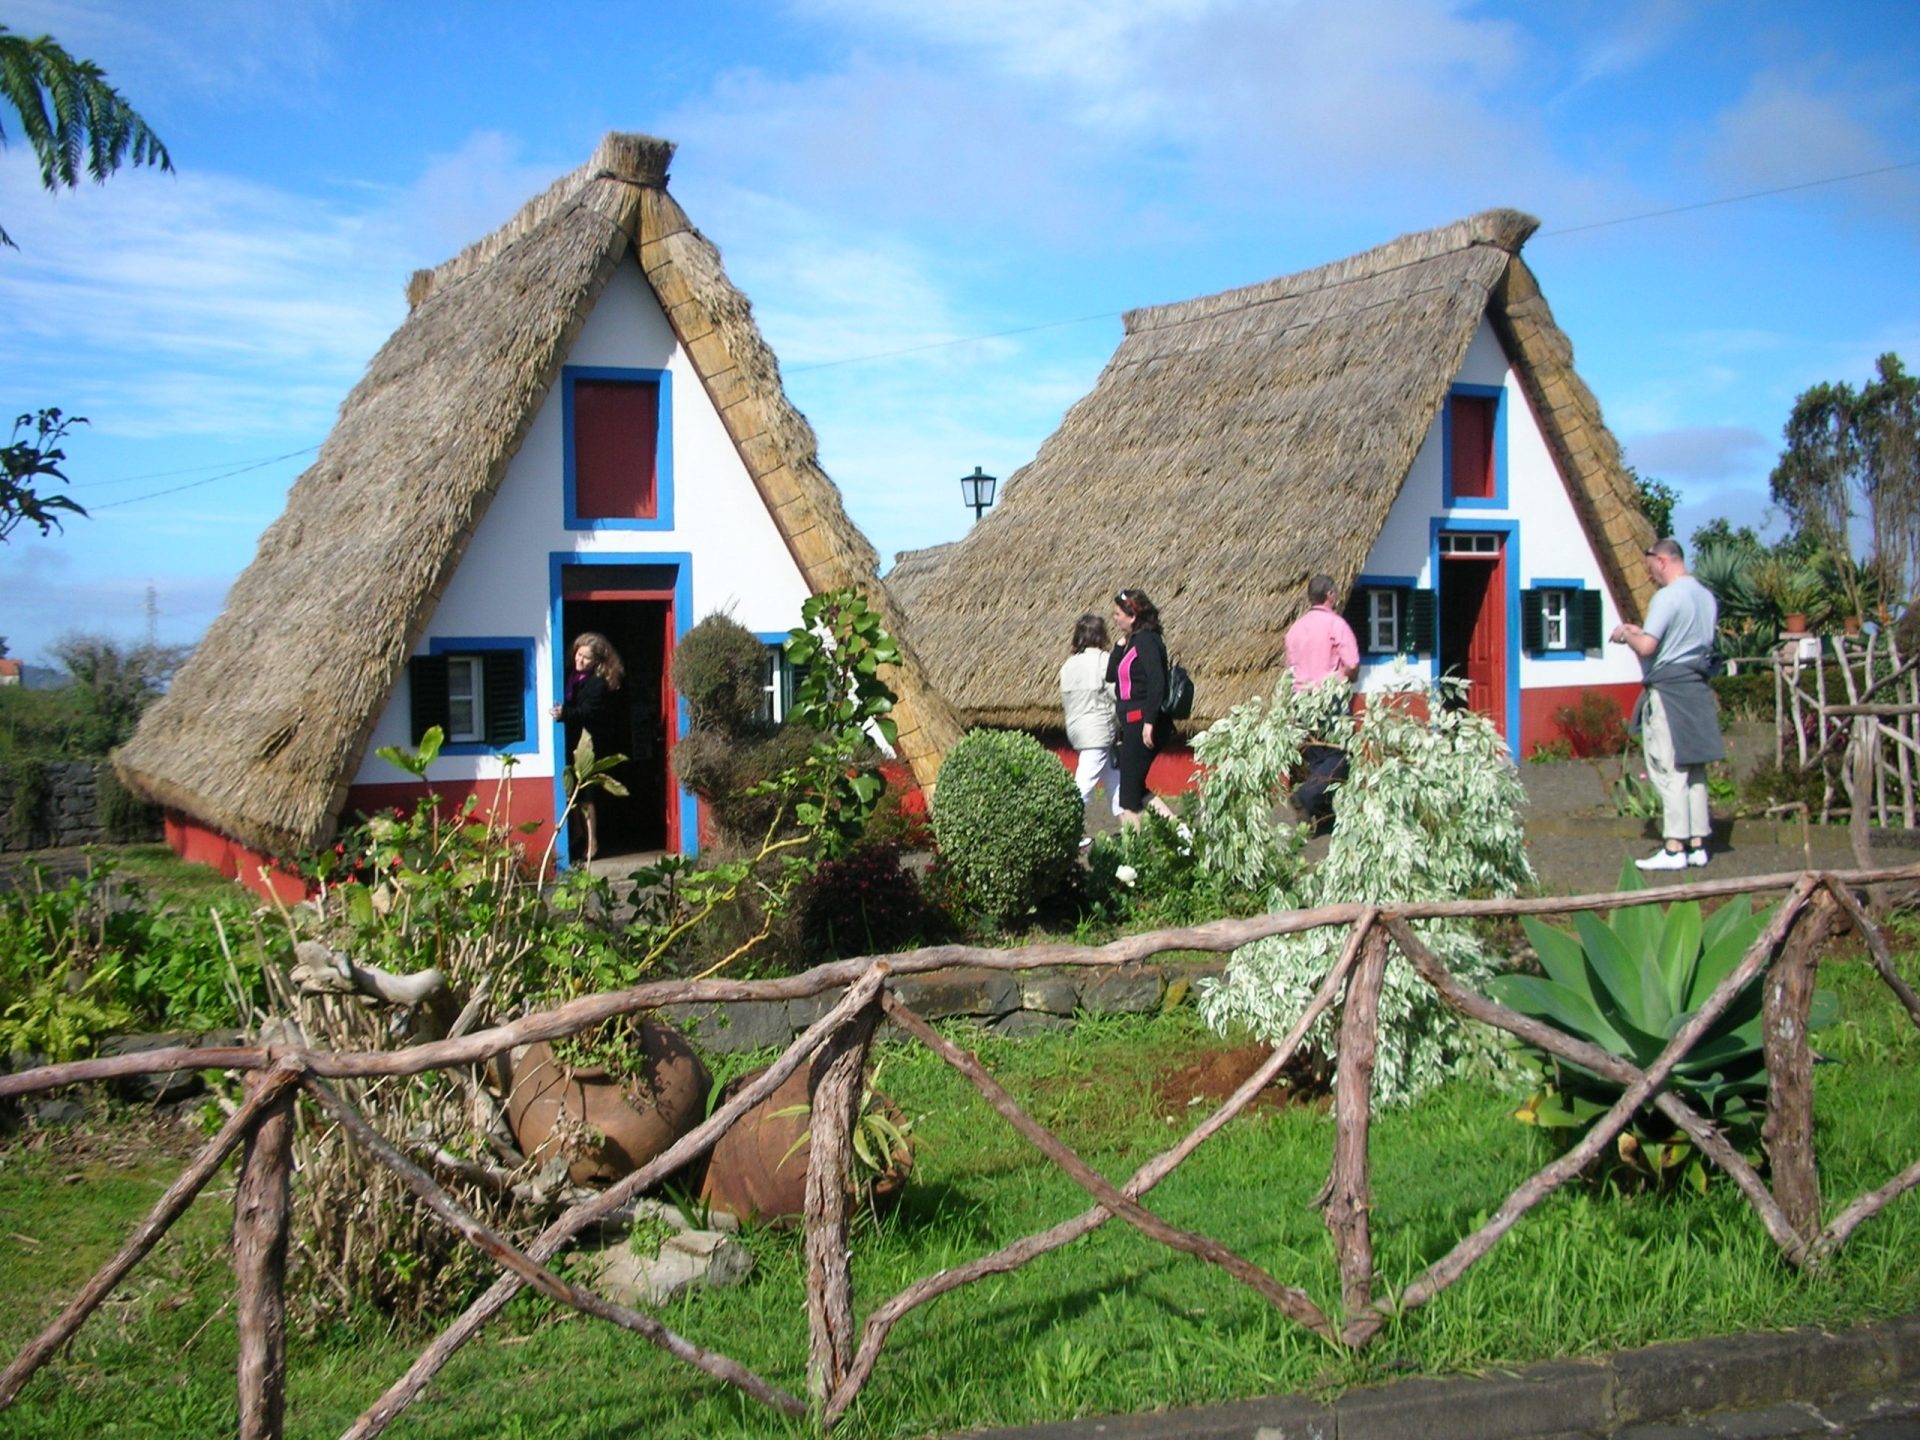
161;779;564;902
1048;742;1201;798
1519;681;1640;757
163;811;308;905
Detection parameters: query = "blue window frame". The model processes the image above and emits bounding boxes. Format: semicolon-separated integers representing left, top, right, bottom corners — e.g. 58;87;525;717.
1345;574;1434;660
409;636;537;755
1523;577;1603;659
562;365;675;531
1442;382;1508;509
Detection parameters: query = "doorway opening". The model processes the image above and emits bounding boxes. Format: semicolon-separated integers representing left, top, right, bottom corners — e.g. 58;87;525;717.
1436;530;1507;739
559;569;677;860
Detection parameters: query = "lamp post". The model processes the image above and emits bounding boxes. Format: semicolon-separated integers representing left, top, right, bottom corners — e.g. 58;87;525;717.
961;465;997;522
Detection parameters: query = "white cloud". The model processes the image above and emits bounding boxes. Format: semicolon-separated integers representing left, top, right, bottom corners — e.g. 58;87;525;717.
730;0;1607;237
0;150;403;438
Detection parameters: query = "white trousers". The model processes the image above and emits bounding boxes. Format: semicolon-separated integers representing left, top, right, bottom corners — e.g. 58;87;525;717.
1643;691;1710;843
1074;746;1122;817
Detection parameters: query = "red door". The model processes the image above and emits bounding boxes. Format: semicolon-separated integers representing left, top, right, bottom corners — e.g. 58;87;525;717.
1438;533;1507;740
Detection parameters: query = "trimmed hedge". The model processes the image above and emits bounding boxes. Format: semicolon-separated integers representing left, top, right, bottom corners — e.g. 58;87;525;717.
931;729;1081;926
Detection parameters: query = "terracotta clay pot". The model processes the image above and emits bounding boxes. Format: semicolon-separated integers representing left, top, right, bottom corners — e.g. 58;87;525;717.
699;1065;911;1225
1783;613;1808;635
506;1019;709;1186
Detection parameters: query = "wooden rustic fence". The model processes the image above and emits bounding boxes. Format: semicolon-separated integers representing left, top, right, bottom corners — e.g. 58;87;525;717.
5;863;1920;1437
1776;631;1920;866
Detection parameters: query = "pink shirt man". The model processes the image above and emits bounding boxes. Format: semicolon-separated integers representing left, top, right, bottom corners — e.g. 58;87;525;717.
1284;579;1360;690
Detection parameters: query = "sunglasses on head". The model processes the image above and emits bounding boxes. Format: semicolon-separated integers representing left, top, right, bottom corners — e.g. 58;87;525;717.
1113;592;1134;614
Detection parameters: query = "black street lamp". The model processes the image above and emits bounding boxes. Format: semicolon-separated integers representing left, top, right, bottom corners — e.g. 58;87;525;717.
961;465;997;522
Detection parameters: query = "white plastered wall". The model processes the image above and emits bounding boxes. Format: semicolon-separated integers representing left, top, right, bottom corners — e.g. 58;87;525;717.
353;256;814;786
1354;315;1642;697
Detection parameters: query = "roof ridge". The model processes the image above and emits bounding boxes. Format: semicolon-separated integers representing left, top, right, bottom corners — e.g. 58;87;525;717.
1124;206;1538;334
406;131;674;309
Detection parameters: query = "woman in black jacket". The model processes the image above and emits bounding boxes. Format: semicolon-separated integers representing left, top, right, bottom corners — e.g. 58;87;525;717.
1107;588;1187;836
548;631;625;861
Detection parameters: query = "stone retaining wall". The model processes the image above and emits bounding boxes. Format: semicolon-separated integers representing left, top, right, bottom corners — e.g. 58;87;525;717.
660;959;1227;1054
0;760;161;852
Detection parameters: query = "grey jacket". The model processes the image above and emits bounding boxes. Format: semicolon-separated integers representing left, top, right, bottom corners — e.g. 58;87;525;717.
1633;655;1725;767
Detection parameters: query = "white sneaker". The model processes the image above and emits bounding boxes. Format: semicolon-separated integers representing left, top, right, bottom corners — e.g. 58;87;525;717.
1687;848;1709;868
1079;835;1093;850
1635;848;1689;872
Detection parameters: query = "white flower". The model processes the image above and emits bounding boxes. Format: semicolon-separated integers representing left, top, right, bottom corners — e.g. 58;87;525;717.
1114;864;1138;887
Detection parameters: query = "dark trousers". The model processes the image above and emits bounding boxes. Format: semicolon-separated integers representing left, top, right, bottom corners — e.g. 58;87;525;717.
1295;743;1348;825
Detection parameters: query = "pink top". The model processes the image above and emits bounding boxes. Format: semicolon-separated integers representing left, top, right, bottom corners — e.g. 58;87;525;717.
1284;604;1360;689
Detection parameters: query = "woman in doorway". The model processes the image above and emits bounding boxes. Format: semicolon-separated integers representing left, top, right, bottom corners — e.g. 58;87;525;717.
548;632;625;862
1106;588;1189;839
1059;612;1121;847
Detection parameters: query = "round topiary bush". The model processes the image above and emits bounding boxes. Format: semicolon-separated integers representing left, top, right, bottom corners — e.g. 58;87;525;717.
675;613;773;736
930;728;1082;926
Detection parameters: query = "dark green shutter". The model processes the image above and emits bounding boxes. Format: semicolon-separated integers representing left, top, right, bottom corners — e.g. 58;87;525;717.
482;650;525;745
1341;589;1369;643
1579;590;1604;652
1521;589;1544;653
408;655;450;744
1407;589;1437;653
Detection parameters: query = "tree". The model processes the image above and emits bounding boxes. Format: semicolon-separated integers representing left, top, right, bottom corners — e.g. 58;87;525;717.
1770;379;1861;612
1770;353;1920;619
1629;468;1679;540
51;631;188;751
0;24;171;248
2;408;88;542
1861;354;1920;612
1690;517;1764;557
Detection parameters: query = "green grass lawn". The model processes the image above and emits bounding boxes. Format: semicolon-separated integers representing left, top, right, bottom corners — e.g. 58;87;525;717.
3;957;1918;1438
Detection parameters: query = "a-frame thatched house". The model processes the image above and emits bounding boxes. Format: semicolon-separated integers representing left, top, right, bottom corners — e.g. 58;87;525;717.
893;208;1655;762
118;133;960;893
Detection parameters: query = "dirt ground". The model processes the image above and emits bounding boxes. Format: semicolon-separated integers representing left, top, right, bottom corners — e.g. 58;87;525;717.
1154;1043;1330;1118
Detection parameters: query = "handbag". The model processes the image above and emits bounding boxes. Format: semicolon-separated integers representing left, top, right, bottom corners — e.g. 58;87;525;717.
1161;658;1194;721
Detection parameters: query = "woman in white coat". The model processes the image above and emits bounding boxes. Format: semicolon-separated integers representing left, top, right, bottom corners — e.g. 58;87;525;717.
1058;612;1121;845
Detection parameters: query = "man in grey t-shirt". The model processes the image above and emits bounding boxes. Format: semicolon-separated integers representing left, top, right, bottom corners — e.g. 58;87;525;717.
1610;537;1724;871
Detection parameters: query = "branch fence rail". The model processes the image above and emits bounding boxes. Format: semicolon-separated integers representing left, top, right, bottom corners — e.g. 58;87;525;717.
4;862;1920;1437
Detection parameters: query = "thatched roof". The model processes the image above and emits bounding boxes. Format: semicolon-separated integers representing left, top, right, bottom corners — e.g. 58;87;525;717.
890;208;1655;729
118;132;960;856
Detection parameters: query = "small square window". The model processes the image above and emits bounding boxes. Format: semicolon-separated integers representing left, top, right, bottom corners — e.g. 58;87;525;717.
1367;590;1402;653
756;645;793;726
408;644;532;752
1541;591;1570;650
446;656;483;742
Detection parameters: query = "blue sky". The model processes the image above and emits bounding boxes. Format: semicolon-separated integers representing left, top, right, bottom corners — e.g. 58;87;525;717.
2;0;1916;667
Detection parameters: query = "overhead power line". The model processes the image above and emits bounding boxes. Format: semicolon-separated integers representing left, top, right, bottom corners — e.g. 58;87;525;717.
92;446;316;510
77;444;318;490
1538;159;1920;238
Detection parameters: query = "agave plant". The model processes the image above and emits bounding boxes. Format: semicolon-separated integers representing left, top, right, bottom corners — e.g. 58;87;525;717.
1489;861;1834;1190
